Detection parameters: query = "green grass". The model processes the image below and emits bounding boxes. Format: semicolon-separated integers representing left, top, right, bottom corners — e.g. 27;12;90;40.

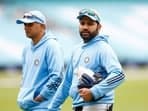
0;67;148;111
0;88;20;111
114;80;148;111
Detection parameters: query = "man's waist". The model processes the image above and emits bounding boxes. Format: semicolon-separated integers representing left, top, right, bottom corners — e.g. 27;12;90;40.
72;97;114;108
74;103;113;111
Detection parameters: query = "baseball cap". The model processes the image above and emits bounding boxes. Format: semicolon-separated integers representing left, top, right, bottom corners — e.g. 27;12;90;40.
16;10;46;24
77;8;101;23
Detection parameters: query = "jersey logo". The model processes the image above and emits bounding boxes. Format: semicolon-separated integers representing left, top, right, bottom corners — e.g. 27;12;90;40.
34;59;39;66
84;56;89;63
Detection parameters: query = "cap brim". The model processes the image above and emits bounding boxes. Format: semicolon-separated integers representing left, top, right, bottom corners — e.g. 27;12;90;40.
77;14;97;22
16;18;35;24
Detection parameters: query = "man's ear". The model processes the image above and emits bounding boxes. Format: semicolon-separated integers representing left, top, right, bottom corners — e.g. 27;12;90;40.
98;23;101;29
97;23;102;32
40;24;46;30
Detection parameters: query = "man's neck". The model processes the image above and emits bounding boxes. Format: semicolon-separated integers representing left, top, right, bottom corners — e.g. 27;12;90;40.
32;32;45;45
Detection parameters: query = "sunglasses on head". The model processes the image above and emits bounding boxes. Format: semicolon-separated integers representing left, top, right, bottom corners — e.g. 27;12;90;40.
79;9;96;16
23;13;44;23
79;9;100;22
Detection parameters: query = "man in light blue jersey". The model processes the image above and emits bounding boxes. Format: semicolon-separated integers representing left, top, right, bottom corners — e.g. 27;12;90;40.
16;10;64;111
48;8;125;111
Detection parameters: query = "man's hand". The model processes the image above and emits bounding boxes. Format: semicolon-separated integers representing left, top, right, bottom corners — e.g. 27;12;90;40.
78;88;93;102
34;95;44;102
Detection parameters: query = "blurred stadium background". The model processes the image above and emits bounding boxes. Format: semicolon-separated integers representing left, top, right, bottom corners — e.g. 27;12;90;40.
0;0;148;111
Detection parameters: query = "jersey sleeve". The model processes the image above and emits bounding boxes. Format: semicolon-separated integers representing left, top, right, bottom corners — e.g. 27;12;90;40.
90;44;125;100
48;59;73;111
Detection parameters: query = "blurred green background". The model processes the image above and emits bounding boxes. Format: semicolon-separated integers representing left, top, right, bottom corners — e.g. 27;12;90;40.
0;66;148;111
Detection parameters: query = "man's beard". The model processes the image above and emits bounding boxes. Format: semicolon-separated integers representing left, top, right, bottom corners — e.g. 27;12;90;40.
80;28;98;43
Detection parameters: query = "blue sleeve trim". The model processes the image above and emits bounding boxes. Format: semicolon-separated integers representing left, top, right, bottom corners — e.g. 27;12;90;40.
107;73;125;85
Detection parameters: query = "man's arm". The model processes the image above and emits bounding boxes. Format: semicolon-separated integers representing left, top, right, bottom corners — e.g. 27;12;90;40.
90;45;125;100
48;62;73;111
39;40;64;101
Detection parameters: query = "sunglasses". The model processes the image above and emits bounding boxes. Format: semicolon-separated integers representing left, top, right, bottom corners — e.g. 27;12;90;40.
23;13;44;23
79;9;100;22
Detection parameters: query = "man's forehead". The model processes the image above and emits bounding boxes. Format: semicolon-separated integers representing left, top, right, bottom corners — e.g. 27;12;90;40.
24;22;42;26
79;16;96;22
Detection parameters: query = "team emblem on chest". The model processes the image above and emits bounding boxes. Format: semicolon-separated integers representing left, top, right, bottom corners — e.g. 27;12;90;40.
34;59;39;66
84;56;90;63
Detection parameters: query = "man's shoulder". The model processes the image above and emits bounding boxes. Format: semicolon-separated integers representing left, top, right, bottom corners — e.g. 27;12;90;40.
44;32;58;44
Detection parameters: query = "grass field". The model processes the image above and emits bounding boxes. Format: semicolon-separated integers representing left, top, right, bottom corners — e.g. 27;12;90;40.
0;66;148;111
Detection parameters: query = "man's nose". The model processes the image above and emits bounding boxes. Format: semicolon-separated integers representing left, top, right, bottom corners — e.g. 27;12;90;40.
82;24;89;29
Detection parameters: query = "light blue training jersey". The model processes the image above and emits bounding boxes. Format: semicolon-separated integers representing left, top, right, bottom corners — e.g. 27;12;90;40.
17;32;64;111
48;35;125;111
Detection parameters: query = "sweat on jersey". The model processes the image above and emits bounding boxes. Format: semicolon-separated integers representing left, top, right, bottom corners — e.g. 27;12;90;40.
17;32;64;110
48;35;125;111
